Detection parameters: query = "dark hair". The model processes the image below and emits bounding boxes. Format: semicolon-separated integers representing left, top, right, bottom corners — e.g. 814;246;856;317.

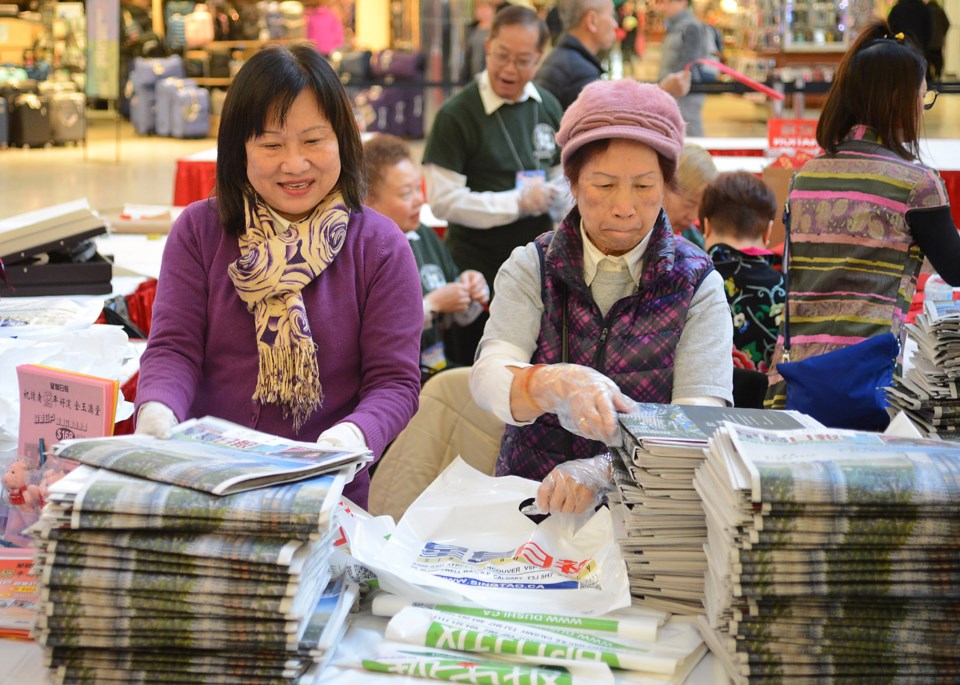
564;138;676;192
698;172;777;242
362;134;412;201
817;20;927;160
215;43;364;235
490;4;550;51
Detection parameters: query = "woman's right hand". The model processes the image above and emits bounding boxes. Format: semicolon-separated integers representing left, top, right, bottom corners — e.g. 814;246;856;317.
425;283;472;314
525;363;636;446
134;402;178;439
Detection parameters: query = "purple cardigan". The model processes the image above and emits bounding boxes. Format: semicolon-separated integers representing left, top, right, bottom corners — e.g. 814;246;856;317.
135;200;423;508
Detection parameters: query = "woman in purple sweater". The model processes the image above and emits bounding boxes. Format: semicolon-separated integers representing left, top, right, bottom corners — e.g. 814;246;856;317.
134;44;423;508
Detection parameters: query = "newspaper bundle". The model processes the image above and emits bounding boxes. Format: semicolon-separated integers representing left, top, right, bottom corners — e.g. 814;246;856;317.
27;417;363;684
887;298;960;438
693;422;960;683
611;404;818;615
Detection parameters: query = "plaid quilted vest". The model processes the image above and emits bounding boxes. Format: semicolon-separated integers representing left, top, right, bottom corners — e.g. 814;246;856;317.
496;209;713;481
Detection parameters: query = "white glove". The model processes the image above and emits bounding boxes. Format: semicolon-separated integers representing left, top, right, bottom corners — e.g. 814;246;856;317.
317;422;368;451
536;453;614;515
525;363;636;446
134;401;178;439
518;182;559;216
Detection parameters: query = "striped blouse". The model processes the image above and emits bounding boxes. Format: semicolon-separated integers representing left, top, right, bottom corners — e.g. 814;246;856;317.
765;125;949;409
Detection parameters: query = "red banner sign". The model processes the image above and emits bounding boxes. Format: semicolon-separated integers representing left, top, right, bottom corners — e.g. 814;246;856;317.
768;119;820;154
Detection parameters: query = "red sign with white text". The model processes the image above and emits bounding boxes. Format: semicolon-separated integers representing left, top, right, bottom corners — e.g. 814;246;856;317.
768;119;821;155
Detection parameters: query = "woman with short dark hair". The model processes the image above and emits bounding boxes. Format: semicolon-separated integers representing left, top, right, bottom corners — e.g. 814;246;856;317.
135;44;423;509
765;20;960;410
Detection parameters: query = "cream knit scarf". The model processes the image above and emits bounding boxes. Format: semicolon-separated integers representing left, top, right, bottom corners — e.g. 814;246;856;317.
229;191;349;431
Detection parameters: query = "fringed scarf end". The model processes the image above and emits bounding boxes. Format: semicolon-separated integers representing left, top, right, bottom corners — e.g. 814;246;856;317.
253;341;324;432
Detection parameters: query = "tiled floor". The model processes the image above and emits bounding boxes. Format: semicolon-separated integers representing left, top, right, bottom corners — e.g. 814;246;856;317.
2;85;960;221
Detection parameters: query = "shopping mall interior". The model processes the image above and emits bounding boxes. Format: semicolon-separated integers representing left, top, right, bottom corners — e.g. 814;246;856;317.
2;0;960;219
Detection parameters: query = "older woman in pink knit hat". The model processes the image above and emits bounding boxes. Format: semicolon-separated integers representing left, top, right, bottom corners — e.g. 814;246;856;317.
471;79;733;514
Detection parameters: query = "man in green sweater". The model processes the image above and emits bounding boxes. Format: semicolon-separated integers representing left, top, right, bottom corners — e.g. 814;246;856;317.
423;4;566;366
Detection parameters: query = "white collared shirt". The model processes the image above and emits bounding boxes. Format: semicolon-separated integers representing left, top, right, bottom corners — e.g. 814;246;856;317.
580;222;652;287
476;69;543;115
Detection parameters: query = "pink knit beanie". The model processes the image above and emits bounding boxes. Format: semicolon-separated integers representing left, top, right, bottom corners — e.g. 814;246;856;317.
556;80;685;178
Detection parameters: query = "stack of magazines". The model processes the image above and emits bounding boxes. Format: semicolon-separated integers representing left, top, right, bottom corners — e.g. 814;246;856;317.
27;417;365;684
887;297;960;438
612;404;818;615
693;422;960;683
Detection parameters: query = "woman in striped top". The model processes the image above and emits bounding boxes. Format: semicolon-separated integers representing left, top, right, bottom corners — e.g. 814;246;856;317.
765;19;960;410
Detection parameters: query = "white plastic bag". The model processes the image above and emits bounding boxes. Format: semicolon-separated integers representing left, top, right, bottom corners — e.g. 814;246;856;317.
350;458;631;616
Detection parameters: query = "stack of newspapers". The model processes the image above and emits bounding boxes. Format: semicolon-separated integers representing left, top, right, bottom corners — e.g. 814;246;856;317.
887;297;960;438
28;416;365;684
612;404;818;615
694;422;960;684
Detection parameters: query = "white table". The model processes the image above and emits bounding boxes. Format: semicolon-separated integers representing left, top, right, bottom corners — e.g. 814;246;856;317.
0;613;731;685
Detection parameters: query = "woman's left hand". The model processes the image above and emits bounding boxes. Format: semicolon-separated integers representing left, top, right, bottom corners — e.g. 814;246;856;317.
536;453;614;514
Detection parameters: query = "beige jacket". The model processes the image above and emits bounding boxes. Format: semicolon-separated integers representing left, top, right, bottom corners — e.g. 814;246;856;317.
369;367;505;521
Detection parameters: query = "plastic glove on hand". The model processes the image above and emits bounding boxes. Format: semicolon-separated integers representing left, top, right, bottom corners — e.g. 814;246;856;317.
527;363;636;446
134;402;178;439
536;454;614;515
518;182;558;216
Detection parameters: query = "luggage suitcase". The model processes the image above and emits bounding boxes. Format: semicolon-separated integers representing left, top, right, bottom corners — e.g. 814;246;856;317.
352;86;403;136
170;86;210;139
279;1;305;39
209;49;231;78
10;93;49;148
237;3;261;39
407;89;424;138
368;50;425;138
130;56;185;135
156;77;197;137
131;56;186;92
165;14;188;50
370;50;425;82
129;89;155;136
0;66;28;83
165;0;196;50
259;1;284;39
184;4;215;47
49;91;85;144
186;55;207;78
338;50;372;85
1;79;38;109
38;80;77;96
0;97;8;148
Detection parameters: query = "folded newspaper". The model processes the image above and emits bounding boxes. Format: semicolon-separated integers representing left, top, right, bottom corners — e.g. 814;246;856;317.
53;416;370;495
694;422;960;683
